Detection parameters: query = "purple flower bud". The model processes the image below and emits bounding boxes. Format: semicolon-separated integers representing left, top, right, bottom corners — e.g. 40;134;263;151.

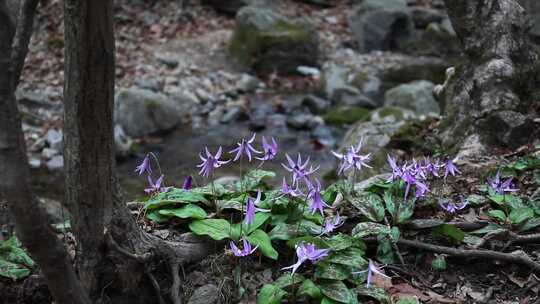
182;176;193;190
282;242;330;274
230;238;258;257
244;190;270;226
135;154;152;175
230;133;261;162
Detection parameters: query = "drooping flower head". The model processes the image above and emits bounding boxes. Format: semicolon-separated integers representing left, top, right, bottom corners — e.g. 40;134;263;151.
281;177;304;198
230;238;258;257
282;153;319;186
320;213;344;236
182;176;193;190
307;179;331;216
256;136;278;162
443;157;461;179
332;138;371;174
144;174;170;195
282;242;330;274
244;190;270;226
135;153;152;175
197;146;230;178
487;171;518;194
230;133;261;162
439;198;468;214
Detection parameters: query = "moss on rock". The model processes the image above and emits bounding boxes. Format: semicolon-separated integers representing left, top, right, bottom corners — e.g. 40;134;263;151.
323;106;371;125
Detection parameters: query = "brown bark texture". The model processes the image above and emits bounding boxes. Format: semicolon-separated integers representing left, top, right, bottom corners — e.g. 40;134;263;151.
0;1;91;303
440;0;540;150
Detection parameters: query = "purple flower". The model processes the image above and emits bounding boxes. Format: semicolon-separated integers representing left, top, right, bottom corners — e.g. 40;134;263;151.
307;179;331;216
282;153;319;186
230;133;261;162
332;138;371;174
439;199;467;213
282;242;330;274
135;154;152;175
423;157;441;177
244;190;270;226
256;136;278;162
230;238;258;257
280;177;303;198
182;176;193;190
366;260;390;288
443;157;461;179
320;213;344;236
387;154;402;181
487;171;518;194
197;147;230;178
144;175;170;195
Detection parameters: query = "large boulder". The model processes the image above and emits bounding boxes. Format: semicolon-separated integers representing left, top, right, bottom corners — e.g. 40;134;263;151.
229;7;319;74
114;88;189;137
322;63;381;107
348;0;414;53
384;80;440;116
201;0;266;15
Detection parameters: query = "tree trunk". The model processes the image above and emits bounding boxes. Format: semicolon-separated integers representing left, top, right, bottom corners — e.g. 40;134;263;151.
439;0;540;151
0;1;91;303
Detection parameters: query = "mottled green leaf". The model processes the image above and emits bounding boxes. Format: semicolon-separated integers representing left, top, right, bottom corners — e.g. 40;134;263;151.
487;210;507;222
431;255;447;270
0;258;30;280
325;234;353;251
257;284;287;304
144;188;207;209
298;279;322;299
315;263;349;280
274;273;305;289
319;280;352;303
357;287;390;304
509;207;534;225
376;238;394;264
351;222;390;239
237;170;276;191
432;224;465;243
350;192;385;222
326;247;367;269
397;297;420;304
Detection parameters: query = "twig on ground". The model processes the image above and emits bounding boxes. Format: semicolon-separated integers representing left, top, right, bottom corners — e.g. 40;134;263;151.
384;216;405;265
397;238;540;272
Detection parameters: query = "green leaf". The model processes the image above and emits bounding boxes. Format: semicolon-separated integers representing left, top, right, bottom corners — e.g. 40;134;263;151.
188;219;231;240
506;195;525;210
397;297;420;304
0;258;31;280
257;284;287;304
247;229;278;260
397;200;415;224
488;194;505;205
351;222;390;239
431;255;447;270
287;236;329;250
390;227;400;242
237;170;276;191
268;223;293;241
274;273;305;289
509;207;534;225
350;192;385;222
470;223;505;235
356;287;390;304
230;212;271;240
1;236;34;268
319;280;353;303
191;182;229;196
466;194;488;206
298;279;322;299
144;188;207;210
303;210;324;225
146;210;170;223
315;263;349;280
321;297;342;304
383;190;396;219
325;234;353;251
519;217;540;232
158;204;207;219
268;221;323;241
216;199;243;211
326;247;367;269
432;224;465;243
376;238;394;264
487;210;507;222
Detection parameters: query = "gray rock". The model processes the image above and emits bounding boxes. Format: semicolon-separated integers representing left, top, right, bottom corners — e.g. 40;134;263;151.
302;95;331;114
114;124;133;157
478;111;534;148
135;78;163;92
266;113;288;130
249;103;275;130
379;56;449;89
348;0;414;53
15;90;53;108
46;155;64;171
384;80;440;115
154;53;179;68
42;148;60;159
188;284;220;304
230;6;319;74
114;88;188;137
46;129;63;151
370;106;416;124
287;113;323;130
311;124;335;147
322;64;382;107
409;6;445;28
220;106;247;123
201;0;267;15
334;90;378;109
237;73;261;93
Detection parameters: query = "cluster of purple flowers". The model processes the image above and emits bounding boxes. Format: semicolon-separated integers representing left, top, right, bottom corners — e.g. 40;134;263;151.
135;153;171;195
487;171;518;195
386;155;460;203
332;138;372;175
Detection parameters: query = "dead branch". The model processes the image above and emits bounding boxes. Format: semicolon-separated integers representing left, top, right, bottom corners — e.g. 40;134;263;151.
397;238;540;272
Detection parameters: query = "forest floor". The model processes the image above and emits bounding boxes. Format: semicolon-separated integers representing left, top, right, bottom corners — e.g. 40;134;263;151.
3;0;540;303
